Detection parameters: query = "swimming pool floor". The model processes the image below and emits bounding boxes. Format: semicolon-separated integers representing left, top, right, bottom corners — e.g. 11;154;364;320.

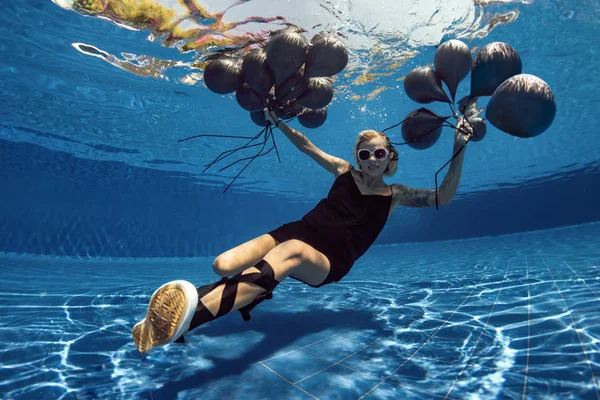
1;223;599;399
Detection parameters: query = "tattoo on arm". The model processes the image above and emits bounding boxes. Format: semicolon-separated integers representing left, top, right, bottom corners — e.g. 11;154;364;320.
397;186;434;208
396;144;466;208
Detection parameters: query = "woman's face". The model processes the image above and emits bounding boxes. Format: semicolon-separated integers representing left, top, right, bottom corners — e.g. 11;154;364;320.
356;137;390;177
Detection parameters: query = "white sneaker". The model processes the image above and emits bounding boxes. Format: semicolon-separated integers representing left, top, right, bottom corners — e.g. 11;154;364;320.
132;280;198;354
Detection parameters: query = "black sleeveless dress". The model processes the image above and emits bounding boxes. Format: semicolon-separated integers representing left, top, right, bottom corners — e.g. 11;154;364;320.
268;169;393;287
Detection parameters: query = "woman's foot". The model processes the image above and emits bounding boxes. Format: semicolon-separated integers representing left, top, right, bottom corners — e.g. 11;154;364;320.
132;280;198;354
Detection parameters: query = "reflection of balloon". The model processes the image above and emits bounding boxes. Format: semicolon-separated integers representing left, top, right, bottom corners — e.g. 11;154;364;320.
275;66;308;103
298;107;327;128
467;117;487;142
401;108;449;150
242;49;274;96
434;39;472;103
296;77;334;109
204;57;242;94
470;42;522;98
250;110;269;127
266;28;308;85
305;33;348;77
404;67;451;104
236;84;264;112
486;74;556;138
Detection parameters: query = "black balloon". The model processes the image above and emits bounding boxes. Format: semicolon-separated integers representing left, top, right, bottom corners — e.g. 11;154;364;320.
486;74;556;138
274;103;302;120
434;39;472;103
401;108;449;150
250;110;269;127
236;84;264;112
296;77;334;109
242;48;275;97
298;107;327;128
470;42;522;98
305;32;349;78
204;56;242;94
266;28;309;85
275;66;308;103
466;117;487;142
404;67;451;104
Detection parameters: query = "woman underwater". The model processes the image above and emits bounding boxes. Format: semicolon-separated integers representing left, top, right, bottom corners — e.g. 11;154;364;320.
132;109;473;353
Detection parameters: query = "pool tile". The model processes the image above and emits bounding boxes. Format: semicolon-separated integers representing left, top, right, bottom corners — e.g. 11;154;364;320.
263;349;337;383
303;335;368;363
296;364;381;400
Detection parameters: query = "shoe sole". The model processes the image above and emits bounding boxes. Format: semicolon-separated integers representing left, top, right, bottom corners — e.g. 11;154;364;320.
132;280;198;354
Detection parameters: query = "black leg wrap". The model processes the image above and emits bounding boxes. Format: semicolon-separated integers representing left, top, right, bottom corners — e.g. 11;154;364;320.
186;260;280;334
186;278;227;332
234;260;279;321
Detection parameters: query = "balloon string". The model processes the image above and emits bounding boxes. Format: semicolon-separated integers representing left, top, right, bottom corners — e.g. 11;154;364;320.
176;95;287;192
381;108;426;134
269;125;282;163
219;130;273;172
385;108;478;210
220;128;277;193
433;137;471;210
388;111;451;146
390;124;446;147
455;99;485;140
433;107;477;209
448;102;457;118
202;127;267;172
178;134;258;142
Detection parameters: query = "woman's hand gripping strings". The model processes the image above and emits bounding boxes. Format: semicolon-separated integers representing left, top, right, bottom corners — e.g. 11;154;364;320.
454;116;474;147
264;108;280;128
433;116;473;207
263;108;314;153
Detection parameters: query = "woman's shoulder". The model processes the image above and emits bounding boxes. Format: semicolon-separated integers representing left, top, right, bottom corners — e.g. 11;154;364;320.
333;164;354;178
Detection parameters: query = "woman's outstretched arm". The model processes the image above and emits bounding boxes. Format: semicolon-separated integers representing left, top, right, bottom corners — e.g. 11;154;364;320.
392;117;472;207
265;109;351;176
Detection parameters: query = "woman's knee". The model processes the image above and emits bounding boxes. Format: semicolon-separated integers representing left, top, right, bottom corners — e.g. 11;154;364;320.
276;239;308;262
212;254;234;277
214;239;306;278
262;240;309;279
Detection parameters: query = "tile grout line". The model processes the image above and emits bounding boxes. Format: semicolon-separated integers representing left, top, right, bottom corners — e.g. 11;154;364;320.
256;261;486;399
256;261;483;368
522;256;531;400
329;335;487;367
358;263;493;400
560;259;600;299
298;345;461;400
254;327;356;365
543;257;600;399
445;260;511;399
258;362;320;400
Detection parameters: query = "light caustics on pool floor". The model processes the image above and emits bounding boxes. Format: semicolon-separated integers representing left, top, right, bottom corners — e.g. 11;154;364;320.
0;223;599;399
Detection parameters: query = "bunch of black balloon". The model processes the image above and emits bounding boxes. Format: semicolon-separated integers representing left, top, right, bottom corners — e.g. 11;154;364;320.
385;39;556;208
180;27;349;192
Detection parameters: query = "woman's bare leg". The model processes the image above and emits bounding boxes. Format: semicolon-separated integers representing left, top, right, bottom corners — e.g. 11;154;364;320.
132;240;331;353
200;239;331;317
212;234;279;277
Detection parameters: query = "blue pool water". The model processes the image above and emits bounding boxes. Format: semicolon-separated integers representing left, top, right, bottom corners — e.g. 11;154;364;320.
2;223;599;399
1;0;599;399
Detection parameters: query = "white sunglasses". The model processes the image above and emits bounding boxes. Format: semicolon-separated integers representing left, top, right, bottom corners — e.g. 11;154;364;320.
357;148;389;161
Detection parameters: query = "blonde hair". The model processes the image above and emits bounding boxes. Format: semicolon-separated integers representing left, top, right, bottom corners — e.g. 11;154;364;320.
354;130;398;177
